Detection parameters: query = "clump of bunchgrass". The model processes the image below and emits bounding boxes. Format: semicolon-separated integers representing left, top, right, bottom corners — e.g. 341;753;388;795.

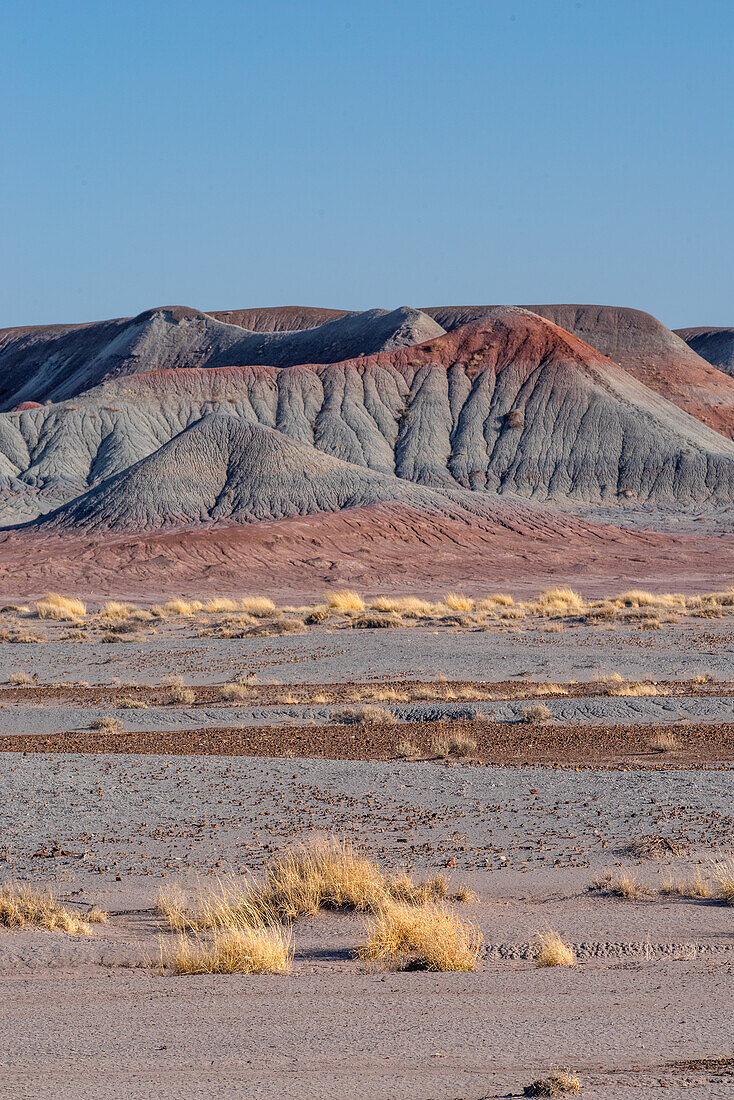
34;593;86;620
162;923;293;975
357;900;482;971
0;882;104;934
333;704;397;726
523;1070;581;1096
326;589;365;613
535;929;575;967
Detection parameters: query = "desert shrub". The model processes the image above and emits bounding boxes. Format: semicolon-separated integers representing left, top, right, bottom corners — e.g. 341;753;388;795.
115;697;149;709
305;605;330;624
369;596;434;617
394;737;420;758
326;589;365;613
219;683;251;702
431;732;477;758
90;716;123;732
518;703;553;723
523;1070;581;1096
350;613;403;629
536;587;584;613
163;924;293;975
535;930;575;967
443;591;473;612
357;901;482;971
163;599;204;616
334;705;397;726
713;858;734;904
35;593;86;620
590;871;649;899
7;671;31;685
648;731;679;752
0;883;104;934
238;597;276;617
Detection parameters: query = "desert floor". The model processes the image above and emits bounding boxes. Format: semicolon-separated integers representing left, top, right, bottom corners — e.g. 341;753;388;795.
1;608;733;1098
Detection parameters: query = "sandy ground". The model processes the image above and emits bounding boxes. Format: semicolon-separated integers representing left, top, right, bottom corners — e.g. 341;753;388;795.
2;621;734;1098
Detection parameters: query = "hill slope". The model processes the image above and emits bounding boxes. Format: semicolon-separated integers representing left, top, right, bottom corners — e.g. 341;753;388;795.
676;327;734;376
0;306;443;409
2;308;734;532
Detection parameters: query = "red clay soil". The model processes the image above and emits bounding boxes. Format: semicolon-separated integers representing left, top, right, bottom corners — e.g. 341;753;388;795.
1;504;733;602
2;720;732;767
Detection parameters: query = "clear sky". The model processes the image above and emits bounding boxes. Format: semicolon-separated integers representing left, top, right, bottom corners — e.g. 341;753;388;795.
1;0;732;329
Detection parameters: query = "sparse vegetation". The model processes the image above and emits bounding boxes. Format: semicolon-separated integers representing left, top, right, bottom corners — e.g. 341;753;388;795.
219;683;251;702
523;1070;581;1096
648;730;680;753
162;923;293;975
660;872;713;899
431;732;477;758
357;901;482;971
535;930;575;967
0;883;104;934
7;671;31;685
34;593;86;620
162;677;196;705
90;716;123;732
326;589;365;612
394;736;420;758
443;591;473;612
518;703;553;723
591;871;649;899
712;859;734;904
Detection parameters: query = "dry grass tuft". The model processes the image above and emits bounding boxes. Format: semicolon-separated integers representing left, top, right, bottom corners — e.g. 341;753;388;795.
394;737;420;758
431;732;477;758
535;930;575;967
115;696;149;709
90;716;123;732
163;598;203;616
162;678;196;705
35;593;86;620
238;597;276;617
201;598;240;614
477;593;514;609
660;872;714;899
326;589;365;613
604;678;659;697
254;840;387;920
357;901;482;971
518;703;553;724
163;923;293;975
219;683;251;702
369;596;434;618
536;587;585;613
7;671;32;685
443;591;474;612
334;704;397;726
712;859;734;904
523;1070;581;1096
591;871;649;899
0;883;103;934
100;601;133;620
648;730;680;753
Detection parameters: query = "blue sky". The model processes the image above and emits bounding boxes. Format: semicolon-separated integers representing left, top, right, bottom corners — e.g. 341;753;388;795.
1;0;732;328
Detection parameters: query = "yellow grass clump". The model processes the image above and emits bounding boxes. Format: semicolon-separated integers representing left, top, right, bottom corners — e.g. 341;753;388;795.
369;596;435;617
163;599;204;616
90;716;123;732
326;589;365;612
238;597;276;617
523;1070;581;1096
219;683;251;702
660;872;713;899
592;871;648;899
648;731;680;753
394;737;420;758
162;677;196;705
34;593;86;620
535;587;584;613
712;859;734;904
431;732;477;758
357;901;482;971
477;593;514;610
100;601;133;619
0;883;104;934
334;704;397;726
535;930;575;967
443;591;474;612
202;598;240;613
605;679;659;697
7;671;32;685
614;589;684;609
163;923;293;975
519;703;553;724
